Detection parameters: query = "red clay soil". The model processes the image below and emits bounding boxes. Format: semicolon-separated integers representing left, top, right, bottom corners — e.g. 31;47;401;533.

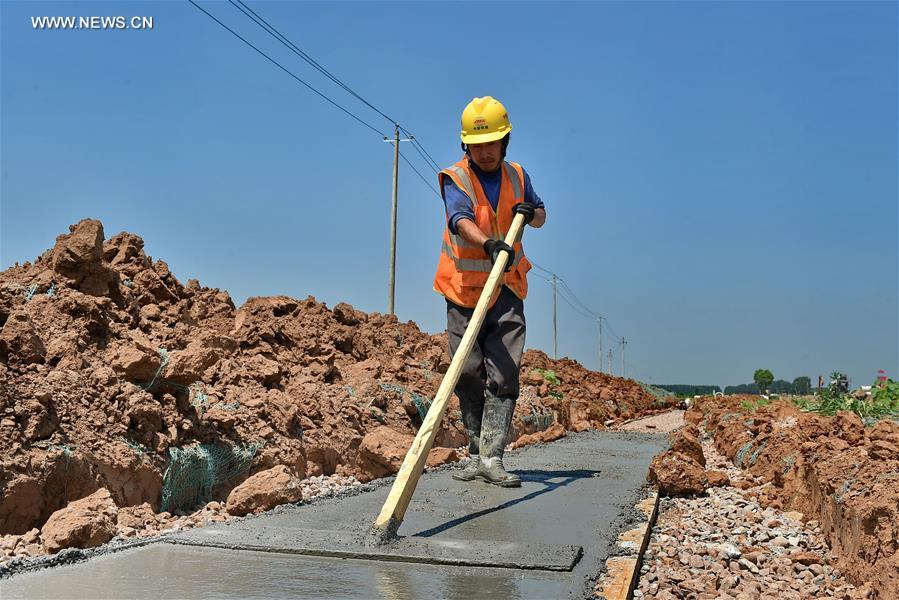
687;395;899;598
0;219;672;539
646;422;733;497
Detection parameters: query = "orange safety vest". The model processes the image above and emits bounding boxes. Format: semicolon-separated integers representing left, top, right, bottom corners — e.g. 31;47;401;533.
433;156;532;309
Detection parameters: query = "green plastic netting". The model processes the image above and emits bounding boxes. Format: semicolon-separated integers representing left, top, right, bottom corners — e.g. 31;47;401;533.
521;404;554;431
379;382;432;420
160;442;262;513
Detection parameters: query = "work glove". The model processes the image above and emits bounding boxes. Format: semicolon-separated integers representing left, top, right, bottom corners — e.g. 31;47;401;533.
513;202;536;224
483;239;515;272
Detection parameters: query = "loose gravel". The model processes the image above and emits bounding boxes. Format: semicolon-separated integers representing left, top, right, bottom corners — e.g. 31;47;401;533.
635;436;869;599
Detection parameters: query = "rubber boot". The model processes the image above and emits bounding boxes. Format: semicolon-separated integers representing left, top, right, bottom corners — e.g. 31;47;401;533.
452;455;481;481
452;388;485;482
476;393;521;488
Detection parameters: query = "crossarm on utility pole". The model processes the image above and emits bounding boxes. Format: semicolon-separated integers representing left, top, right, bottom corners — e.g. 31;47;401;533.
369;213;527;542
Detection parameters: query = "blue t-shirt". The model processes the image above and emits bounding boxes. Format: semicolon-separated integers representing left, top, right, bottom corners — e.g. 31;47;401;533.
442;159;545;235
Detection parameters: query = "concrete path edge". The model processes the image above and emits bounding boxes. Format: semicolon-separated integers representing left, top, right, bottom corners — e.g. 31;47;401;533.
595;489;660;600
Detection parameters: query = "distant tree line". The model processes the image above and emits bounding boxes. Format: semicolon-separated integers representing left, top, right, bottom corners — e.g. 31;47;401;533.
655;376;814;397
725;383;761;394
725;376;812;395
654;384;722;397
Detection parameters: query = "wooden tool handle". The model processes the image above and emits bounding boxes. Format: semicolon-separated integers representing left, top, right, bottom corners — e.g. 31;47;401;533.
371;213;527;539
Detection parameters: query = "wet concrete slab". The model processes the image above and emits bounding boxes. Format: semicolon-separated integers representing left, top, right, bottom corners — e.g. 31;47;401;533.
2;430;666;600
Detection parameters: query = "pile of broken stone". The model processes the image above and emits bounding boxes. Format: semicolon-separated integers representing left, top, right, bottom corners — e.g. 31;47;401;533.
636;436;868;599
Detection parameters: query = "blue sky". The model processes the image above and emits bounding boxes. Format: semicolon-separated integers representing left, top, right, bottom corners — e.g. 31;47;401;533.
2;1;896;389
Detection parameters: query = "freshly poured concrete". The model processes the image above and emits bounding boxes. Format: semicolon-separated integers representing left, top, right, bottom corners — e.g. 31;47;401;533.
2;431;666;600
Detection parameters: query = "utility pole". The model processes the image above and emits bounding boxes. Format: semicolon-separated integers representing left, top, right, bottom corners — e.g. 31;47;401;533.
621;337;627;378
552;273;558;359
385;125;412;315
597;316;603;372
608;349;613;374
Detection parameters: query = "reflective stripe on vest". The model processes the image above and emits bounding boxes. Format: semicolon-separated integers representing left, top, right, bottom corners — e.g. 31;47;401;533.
441;241;523;271
448;233;480;250
503;162;521;198
446;165;478;202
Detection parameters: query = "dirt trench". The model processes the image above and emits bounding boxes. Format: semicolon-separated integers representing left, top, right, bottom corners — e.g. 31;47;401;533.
0;219;673;552
674;395;899;597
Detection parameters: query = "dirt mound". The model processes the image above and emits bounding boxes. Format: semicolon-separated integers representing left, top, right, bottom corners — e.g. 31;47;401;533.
518;353;662;431
0;219;668;548
689;395;899;598
647;423;710;496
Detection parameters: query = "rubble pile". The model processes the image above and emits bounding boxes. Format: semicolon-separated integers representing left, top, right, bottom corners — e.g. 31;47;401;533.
0;219;669;557
684;395;899;597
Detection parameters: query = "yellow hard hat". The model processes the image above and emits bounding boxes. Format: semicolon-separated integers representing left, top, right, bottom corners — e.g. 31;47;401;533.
460;96;512;144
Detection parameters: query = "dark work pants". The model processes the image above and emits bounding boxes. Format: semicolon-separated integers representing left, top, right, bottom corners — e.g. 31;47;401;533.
446;286;526;454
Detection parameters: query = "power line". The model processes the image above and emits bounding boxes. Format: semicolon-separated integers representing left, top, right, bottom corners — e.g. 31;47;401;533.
530;258;625;370
547;280;597;321
530;260;604;318
559;278;598;318
604;320;622;342
532;260;612;327
400;127;441;172
398;150;441;197
229;0;398;127
404;136;441;175
556;287;597;321
188;0;388;138
227;0;448;190
412;140;441;173
529;259;554;277
192;3;442;184
598;318;621;344
214;0;445;199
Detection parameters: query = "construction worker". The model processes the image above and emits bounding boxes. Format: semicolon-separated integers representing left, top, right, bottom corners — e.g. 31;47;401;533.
433;96;546;488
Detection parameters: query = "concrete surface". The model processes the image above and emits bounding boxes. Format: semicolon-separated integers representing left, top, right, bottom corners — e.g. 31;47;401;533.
2;430;667;600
